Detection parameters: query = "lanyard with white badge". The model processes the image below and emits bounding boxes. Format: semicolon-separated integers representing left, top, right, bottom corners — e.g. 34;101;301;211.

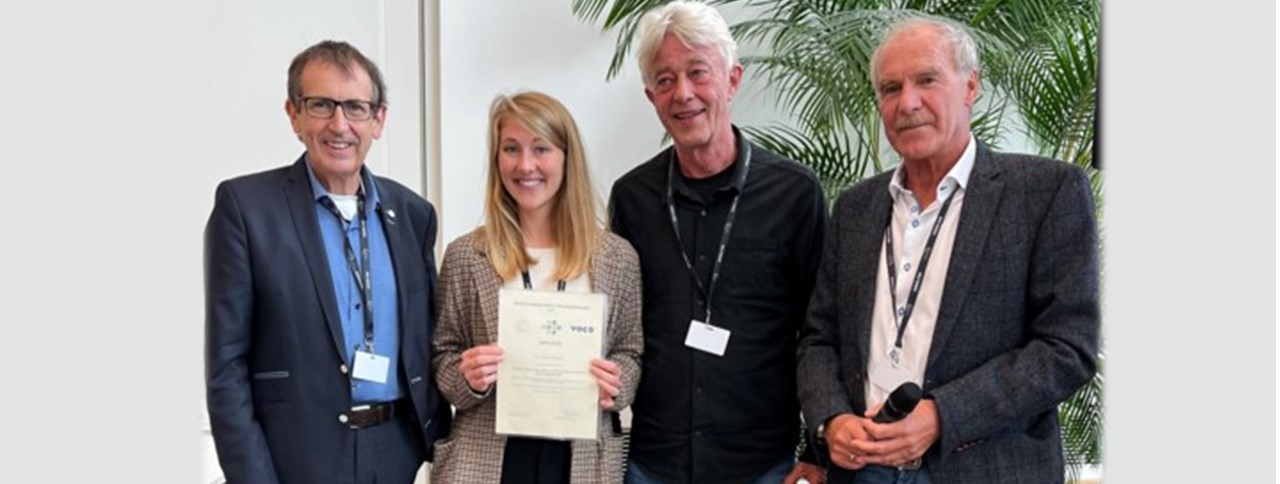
665;145;751;357
322;192;389;384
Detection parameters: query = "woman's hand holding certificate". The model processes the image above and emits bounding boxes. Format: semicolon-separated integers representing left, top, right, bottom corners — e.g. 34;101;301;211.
459;344;504;394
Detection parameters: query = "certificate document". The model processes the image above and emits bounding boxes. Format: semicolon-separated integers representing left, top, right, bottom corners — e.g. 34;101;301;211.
496;288;607;440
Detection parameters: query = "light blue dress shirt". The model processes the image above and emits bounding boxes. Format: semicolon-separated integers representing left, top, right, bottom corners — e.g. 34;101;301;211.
305;158;403;404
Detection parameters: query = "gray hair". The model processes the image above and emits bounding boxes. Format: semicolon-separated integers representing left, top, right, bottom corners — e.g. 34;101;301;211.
288;40;387;108
635;0;738;87
870;15;979;85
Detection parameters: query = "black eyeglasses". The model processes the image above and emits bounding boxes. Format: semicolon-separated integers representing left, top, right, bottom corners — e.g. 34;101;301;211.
298;97;378;121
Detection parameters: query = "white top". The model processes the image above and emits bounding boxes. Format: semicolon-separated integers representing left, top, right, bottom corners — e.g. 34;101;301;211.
865;135;976;410
329;193;359;221
501;247;591;293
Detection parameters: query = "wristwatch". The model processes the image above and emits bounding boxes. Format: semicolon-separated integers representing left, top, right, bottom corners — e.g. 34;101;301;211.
815;415;835;443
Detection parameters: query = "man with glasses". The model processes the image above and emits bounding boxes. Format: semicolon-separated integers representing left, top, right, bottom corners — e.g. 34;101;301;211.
205;40;450;484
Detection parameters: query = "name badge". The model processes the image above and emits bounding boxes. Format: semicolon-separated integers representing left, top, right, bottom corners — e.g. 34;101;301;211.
868;350;915;396
352;350;390;384
684;320;730;356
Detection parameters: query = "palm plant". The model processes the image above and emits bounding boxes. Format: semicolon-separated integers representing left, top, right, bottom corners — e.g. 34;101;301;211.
573;0;1103;480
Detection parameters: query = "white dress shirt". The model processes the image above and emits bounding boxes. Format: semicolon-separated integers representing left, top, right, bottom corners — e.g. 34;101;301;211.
865;136;976;410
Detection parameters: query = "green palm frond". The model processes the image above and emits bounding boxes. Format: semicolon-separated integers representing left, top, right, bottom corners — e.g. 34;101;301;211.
571;0;668;79
734;8;895;135
969;92;1009;151
1061;357;1104;482
1006;16;1097;168
741;124;878;199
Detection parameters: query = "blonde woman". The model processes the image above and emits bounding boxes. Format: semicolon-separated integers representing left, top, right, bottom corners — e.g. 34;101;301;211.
430;91;642;484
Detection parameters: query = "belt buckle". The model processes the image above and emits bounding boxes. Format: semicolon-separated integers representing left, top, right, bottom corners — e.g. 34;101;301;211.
348;404;376;429
898;458;922;471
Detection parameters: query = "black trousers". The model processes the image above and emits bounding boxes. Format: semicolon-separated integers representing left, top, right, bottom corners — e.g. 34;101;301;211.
500;436;571;484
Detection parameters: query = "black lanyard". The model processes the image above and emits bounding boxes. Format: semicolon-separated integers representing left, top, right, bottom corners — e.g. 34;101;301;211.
521;270;566;292
883;187;958;362
665;144;752;326
321;193;376;352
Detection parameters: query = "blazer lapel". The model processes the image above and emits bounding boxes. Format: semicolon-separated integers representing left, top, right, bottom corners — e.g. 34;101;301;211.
373;180;416;351
927;142;1004;367
470;235;503;344
284;157;348;361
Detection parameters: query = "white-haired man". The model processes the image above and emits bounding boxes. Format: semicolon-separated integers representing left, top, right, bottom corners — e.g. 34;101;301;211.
609;2;828;483
796;16;1100;483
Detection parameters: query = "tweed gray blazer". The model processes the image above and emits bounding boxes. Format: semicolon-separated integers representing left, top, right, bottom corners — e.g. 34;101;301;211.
430;229;643;484
797;141;1100;483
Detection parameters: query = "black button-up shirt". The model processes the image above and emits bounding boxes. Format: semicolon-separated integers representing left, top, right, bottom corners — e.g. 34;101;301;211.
608;129;828;482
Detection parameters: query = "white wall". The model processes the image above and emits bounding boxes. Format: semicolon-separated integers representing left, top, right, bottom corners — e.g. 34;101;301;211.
201;0;423;196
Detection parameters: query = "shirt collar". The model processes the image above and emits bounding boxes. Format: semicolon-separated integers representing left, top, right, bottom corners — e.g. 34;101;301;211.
303;153;382;208
888;133;976;199
669;125;751;198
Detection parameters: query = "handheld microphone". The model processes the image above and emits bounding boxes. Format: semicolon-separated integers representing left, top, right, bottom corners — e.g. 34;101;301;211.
872;382;922;423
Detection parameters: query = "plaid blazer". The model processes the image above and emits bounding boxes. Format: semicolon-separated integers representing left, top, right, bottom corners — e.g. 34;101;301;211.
431;229;643;484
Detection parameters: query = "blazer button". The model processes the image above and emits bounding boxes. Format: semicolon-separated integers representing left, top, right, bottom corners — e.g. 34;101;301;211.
338;414;349;424
339;364;349;374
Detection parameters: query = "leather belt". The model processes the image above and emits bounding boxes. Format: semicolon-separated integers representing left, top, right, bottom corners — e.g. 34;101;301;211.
346;399;411;430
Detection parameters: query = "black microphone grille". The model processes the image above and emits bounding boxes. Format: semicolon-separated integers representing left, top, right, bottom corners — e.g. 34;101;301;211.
888;382;922;412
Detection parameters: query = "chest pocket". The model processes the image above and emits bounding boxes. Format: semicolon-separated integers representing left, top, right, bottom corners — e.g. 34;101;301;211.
721;236;786;299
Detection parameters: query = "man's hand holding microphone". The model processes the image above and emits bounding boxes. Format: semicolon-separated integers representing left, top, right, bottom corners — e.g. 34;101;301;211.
822;382;939;470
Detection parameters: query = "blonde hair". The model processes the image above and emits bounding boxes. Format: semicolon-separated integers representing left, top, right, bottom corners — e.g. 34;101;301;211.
482;91;601;281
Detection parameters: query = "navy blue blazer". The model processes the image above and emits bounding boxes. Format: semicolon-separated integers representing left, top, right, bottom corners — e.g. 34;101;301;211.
205;156;451;484
797;142;1100;483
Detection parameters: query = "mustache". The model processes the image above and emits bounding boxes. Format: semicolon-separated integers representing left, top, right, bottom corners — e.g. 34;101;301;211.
895;113;934;130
